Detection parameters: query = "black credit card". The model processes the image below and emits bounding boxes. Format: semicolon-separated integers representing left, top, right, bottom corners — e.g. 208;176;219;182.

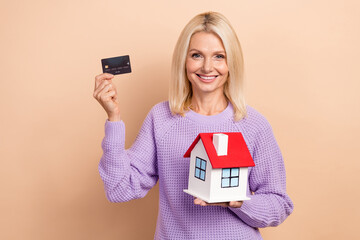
101;55;131;75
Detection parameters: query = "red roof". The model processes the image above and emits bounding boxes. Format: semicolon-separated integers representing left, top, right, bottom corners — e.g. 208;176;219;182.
184;132;255;169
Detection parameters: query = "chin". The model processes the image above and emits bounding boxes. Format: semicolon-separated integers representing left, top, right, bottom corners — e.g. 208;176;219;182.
190;78;226;95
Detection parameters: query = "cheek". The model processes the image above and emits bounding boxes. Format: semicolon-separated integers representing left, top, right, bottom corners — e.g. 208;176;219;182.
216;62;229;76
186;58;201;73
185;60;193;81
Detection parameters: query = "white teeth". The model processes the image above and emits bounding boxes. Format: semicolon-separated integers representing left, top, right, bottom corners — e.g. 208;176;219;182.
198;75;216;80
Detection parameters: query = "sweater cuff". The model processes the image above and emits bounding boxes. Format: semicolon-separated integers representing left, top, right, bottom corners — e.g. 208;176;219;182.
229;198;251;213
228;199;255;224
104;119;125;144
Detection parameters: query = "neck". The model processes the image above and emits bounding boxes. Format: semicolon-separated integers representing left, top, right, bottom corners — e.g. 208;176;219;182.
190;93;228;116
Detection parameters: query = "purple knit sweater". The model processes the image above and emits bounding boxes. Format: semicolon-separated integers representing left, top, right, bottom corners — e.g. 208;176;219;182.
99;101;294;239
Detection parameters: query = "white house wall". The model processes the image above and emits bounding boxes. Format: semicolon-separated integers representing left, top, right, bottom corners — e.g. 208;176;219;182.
209;167;250;202
239;167;249;197
187;140;212;200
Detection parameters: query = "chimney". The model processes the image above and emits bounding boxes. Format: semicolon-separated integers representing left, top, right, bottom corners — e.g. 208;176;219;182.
213;133;228;156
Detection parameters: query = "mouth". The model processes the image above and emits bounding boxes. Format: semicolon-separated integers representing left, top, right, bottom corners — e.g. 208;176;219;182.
196;74;218;81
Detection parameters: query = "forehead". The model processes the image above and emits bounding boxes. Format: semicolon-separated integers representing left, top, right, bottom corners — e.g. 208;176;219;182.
188;31;225;52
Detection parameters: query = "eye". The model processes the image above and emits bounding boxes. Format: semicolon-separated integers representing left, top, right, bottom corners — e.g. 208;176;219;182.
215;54;225;59
191;53;201;58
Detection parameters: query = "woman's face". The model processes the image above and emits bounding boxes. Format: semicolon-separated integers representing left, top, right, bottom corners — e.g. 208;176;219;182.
186;31;229;98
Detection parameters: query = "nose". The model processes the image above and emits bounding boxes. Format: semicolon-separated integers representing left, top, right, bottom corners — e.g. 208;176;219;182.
201;58;213;73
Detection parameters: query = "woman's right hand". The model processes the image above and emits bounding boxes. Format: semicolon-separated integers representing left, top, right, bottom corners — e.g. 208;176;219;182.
93;73;121;121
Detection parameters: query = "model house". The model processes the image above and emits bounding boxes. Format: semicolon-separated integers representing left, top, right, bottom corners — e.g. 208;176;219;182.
183;132;255;203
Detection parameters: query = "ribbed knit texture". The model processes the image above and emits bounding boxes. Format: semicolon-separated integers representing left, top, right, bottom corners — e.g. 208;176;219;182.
99;101;294;240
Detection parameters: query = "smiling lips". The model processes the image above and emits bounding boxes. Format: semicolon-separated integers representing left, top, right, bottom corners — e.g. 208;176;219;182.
196;74;218;82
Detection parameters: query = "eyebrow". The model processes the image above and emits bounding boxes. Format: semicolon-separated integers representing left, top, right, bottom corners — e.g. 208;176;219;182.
188;48;226;54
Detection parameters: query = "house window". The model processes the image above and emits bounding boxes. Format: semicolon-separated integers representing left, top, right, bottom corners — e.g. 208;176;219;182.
221;168;239;188
195;157;206;181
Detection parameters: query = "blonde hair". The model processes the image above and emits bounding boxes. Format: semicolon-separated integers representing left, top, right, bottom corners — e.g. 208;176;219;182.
169;12;247;121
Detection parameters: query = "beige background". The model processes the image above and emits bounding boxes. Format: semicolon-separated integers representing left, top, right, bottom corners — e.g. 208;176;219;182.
1;0;359;239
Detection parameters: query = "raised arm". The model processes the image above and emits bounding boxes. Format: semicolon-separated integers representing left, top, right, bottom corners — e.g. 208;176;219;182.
93;73;158;202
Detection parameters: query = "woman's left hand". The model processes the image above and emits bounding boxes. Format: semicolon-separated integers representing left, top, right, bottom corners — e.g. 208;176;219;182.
194;198;243;208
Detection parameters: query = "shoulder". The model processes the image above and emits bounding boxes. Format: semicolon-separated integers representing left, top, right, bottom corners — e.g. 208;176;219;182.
146;101;180;139
149;101;172;117
148;101;175;123
244;106;272;129
235;105;274;140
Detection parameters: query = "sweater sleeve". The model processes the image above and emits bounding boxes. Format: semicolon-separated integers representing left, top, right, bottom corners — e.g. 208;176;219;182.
98;110;158;202
229;119;294;228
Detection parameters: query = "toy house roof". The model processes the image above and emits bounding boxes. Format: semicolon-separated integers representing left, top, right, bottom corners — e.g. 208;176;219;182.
184;133;255;169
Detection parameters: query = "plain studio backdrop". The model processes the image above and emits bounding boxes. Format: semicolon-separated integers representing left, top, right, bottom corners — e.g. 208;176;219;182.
1;0;359;239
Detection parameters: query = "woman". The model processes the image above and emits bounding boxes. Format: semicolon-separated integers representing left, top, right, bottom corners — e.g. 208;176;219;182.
94;12;293;239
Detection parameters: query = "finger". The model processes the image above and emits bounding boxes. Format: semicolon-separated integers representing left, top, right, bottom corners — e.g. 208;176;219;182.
100;90;116;103
228;201;243;208
194;198;208;206
112;90;118;101
93;80;112;99
95;73;114;89
95;84;112;102
210;202;229;207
